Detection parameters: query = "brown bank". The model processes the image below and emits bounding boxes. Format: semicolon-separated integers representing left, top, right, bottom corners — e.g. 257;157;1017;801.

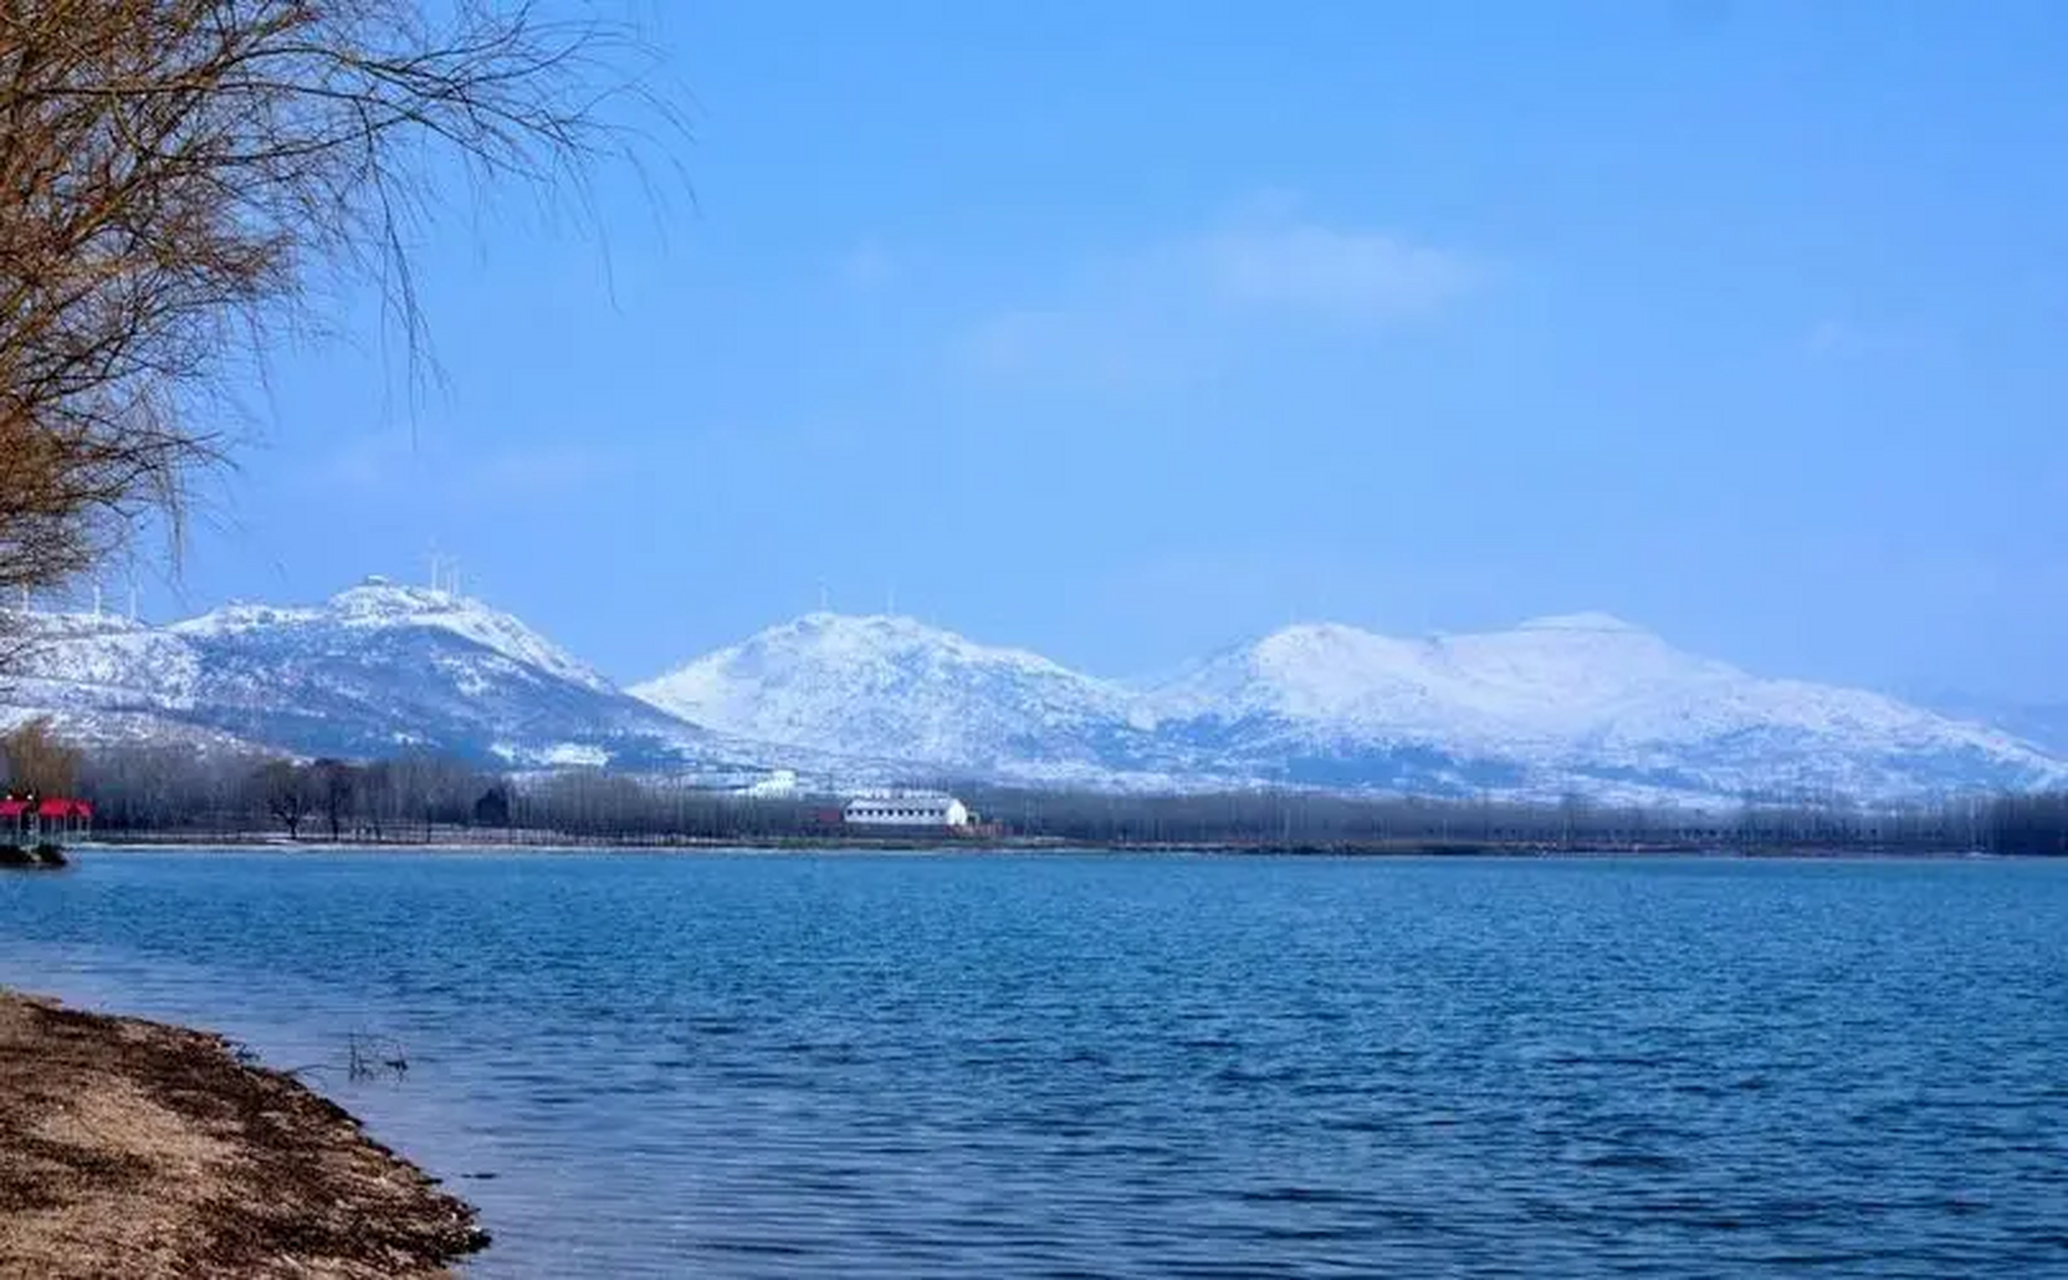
0;990;486;1278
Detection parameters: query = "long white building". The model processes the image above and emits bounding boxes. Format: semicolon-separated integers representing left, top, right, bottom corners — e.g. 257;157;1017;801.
843;794;972;828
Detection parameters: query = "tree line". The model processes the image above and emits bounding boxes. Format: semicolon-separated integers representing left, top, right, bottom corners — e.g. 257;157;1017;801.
0;725;2060;853
51;735;831;844
951;783;2012;852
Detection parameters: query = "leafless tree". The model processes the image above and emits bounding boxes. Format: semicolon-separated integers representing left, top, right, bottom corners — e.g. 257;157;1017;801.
312;755;352;839
255;757;310;837
0;0;675;644
0;714;80;793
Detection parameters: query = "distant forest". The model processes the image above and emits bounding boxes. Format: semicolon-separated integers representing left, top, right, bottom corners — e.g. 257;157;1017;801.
4;721;2068;855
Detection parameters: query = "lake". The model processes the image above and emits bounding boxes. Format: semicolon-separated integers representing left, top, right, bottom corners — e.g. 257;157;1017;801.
3;850;2066;1277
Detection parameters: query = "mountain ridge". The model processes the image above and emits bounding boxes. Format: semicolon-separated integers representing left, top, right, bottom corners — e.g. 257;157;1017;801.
3;579;747;775
635;610;2065;802
631;612;1146;774
4;583;2061;804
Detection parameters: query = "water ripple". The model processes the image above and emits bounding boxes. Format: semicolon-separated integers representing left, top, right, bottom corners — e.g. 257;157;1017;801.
4;852;2068;1277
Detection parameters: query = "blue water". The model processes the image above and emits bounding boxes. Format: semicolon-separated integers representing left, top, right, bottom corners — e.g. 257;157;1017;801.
3;852;2067;1277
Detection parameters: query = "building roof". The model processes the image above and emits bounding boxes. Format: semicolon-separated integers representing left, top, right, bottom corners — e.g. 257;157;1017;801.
0;797;92;818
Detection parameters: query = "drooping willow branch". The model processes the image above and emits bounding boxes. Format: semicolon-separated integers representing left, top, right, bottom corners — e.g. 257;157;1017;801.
0;0;675;629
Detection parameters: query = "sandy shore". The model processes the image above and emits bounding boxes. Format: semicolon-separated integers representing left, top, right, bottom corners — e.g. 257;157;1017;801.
0;990;486;1278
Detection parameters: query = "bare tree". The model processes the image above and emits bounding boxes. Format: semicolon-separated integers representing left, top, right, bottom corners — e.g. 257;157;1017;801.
255;757;309;838
312;757;353;840
0;715;80;794
0;0;672;632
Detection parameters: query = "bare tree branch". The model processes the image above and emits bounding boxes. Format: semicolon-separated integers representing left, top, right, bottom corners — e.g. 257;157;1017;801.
0;0;683;652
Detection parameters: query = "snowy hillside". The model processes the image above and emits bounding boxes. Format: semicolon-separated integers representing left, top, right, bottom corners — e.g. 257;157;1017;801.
2;579;745;772
633;613;1155;774
637;611;2067;802
4;587;2059;803
1144;614;2064;799
174;580;614;695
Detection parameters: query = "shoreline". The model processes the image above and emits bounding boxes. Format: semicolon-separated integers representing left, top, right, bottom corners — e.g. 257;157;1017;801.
65;831;2010;859
0;989;486;1278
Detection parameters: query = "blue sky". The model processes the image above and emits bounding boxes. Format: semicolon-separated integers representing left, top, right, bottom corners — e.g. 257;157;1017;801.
112;1;2068;699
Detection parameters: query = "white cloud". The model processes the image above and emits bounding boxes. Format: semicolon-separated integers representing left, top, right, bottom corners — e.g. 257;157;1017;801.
1196;224;1481;318
958;206;1484;389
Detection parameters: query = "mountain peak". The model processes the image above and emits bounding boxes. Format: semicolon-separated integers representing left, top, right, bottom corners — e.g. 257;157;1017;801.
1263;621;1372;643
8;580;724;771
328;578;466;618
760;611;1073;674
632;611;1132;769
792;610;943;636
173;577;611;694
1514;611;1651;635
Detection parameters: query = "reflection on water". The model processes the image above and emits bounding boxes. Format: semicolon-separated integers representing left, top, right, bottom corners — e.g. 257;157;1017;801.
5;851;2068;1277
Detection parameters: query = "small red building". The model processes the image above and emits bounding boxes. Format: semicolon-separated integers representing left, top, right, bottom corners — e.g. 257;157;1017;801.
1;795;93;844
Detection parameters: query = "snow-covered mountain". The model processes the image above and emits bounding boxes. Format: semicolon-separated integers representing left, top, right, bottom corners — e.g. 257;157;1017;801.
1;579;746;772
632;613;1157;779
5;585;2060;803
636;611;2067;802
1142;614;2064;799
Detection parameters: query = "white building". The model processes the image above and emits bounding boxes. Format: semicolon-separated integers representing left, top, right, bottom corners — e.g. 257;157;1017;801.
843;793;972;828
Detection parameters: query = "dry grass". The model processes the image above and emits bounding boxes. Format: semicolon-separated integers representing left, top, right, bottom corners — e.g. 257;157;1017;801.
0;990;486;1278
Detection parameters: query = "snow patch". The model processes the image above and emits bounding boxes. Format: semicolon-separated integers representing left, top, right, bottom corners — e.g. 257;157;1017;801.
541;743;610;768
